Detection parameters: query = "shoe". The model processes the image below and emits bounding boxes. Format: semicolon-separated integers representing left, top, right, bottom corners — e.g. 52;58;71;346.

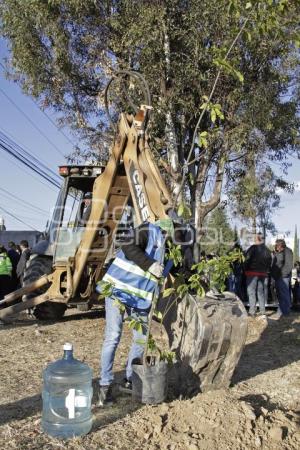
118;378;132;394
270;310;282;320
97;385;114;407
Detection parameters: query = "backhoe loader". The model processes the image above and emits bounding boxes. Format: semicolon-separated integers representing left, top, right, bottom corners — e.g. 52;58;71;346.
0;73;247;394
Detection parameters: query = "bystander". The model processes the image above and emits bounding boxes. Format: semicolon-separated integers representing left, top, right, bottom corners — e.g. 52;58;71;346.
244;233;272;319
271;239;293;318
16;240;31;284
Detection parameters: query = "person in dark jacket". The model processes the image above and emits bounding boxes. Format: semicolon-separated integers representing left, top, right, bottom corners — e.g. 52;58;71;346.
271;239;293;317
16;240;31;284
244;233;272;318
78;192;92;226
7;241;20;290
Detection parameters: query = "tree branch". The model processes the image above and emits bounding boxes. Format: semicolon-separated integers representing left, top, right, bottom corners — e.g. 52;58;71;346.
199;156;226;218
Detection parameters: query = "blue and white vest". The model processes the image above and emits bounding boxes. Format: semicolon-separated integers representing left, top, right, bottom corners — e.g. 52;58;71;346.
97;223;166;310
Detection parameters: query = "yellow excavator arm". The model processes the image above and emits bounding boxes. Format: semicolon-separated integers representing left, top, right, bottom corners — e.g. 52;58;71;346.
0;106;173;318
71;106;173;296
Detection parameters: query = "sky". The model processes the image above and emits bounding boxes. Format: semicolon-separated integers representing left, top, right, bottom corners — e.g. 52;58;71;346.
0;39;76;232
0;39;300;244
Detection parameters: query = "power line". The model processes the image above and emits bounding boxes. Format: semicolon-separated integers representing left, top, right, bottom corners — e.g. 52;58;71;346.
0;140;60;189
0;205;40;231
0;186;49;215
0;130;61;182
0;149;59;193
0;206;45;222
0;60;76;149
0;87;66;158
0;194;48;218
0;132;61;189
0;125;60;175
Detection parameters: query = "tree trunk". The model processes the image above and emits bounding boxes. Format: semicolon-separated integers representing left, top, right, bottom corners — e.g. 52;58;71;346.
194;156;226;260
163;23;182;199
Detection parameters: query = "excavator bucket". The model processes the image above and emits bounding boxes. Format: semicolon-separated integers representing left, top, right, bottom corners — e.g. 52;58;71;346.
160;292;248;395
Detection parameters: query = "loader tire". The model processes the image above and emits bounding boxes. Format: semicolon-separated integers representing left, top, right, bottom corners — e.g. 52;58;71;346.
160;292;248;396
23;255;67;321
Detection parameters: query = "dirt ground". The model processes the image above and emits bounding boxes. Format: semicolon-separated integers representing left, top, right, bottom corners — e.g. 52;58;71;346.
0;307;299;450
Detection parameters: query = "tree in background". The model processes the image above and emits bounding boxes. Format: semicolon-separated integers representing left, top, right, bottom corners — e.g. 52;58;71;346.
228;153;293;236
294;225;299;263
0;0;299;238
202;207;236;256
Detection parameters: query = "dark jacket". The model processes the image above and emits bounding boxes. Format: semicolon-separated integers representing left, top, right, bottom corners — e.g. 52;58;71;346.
7;249;20;271
121;222;185;272
244;243;272;275
121;223;156;271
271;247;293;280
16;248;31;280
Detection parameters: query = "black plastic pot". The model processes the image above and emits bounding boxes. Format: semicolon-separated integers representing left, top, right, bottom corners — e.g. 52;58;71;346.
132;360;168;404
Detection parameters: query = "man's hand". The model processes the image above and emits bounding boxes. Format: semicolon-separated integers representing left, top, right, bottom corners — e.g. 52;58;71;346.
148;262;164;278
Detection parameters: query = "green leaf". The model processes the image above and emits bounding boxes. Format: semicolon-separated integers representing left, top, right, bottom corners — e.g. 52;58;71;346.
177;203;192;219
244;31;252;42
113;299;126;313
245;2;252;9
199;134;208;149
233;69;244;83
213;58;244;83
177;284;189;296
200;131;208;137
154;310;163;320
210;109;217;123
162;287;175;298
159;350;176;364
215;108;224;120
197;285;206;297
135;338;146;345
188;172;195;185
177;203;184;216
135;322;143;333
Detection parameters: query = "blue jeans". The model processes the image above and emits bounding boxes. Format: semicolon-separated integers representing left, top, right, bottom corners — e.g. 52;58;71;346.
227;274;236;293
246;276;266;315
275;278;291;315
228;273;243;300
100;296;148;386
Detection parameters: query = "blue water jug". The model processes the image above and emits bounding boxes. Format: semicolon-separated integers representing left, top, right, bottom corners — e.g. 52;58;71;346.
42;343;93;439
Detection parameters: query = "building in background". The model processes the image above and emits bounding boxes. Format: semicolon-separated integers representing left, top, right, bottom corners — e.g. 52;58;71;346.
0;217;42;248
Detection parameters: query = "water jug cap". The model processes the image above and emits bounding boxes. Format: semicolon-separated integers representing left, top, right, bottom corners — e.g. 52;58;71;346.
63;342;73;351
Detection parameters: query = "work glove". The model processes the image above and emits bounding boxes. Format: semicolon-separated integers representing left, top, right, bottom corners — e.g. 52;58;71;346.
148;262;164;278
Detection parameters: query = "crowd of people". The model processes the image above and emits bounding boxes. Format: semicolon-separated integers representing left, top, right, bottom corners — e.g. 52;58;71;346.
0;240;31;300
0;232;298;322
229;235;298;320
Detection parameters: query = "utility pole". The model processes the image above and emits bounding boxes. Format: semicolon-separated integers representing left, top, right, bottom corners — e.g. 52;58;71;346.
293;225;299;263
0;217;6;231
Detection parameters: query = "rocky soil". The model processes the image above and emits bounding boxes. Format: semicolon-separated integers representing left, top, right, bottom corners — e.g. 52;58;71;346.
0;308;299;449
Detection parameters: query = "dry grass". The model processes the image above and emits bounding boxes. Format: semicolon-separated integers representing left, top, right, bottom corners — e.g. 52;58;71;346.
0;309;299;449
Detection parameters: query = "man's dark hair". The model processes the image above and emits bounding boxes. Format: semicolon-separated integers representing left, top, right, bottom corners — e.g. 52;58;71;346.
8;241;15;249
20;240;29;248
275;238;286;248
